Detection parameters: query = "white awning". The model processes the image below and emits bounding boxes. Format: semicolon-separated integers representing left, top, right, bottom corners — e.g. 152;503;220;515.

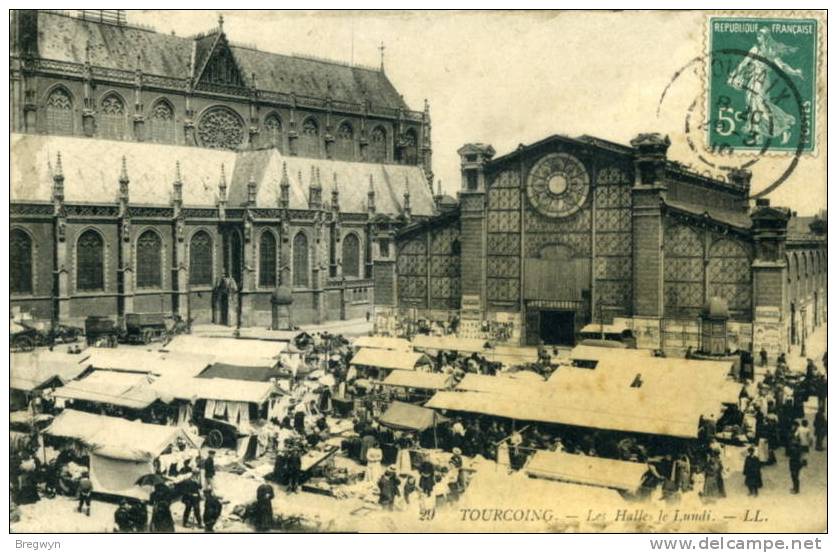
350;348;431;371
525;450;647;491
353;336;413;352
383;371;453;390
152;377;277;404
412;335;489;354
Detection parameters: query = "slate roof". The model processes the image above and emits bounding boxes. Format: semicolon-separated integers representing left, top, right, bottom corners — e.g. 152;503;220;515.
11;133;434;216
35;11;408;111
664;199;752;230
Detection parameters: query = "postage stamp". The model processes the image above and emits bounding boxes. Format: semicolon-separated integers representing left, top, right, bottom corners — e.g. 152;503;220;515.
707;16;819;154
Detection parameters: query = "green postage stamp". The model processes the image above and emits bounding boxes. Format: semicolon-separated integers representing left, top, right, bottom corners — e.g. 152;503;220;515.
707;16;818;154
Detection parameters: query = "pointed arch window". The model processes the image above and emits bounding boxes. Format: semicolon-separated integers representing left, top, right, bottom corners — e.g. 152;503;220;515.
149;99;176;143
336;122;354;160
293;232;309;287
369;126;387;163
259;231;278;287
189;231;213;285
342;233;360;278
300;118;320;158
136;230;163;288
100;93;126;140
11;229;33;294
45;87;74;135
264;114;283;152
398;128;418;165
77;230;105;291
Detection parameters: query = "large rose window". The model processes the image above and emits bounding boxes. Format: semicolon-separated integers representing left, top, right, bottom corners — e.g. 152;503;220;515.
197;106;245;150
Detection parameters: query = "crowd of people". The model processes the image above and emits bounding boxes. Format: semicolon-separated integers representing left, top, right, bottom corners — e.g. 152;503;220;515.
9;322;829;532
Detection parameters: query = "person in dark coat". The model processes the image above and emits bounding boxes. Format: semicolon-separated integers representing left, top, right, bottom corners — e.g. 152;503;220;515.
255;483;275;531
128;499;148;532
202;489;222;533
114;500;134;532
742;446;763;496
814;407;827;451
702;453;726;502
181;472;202;528
203;451;216;484
788;440;804;494
418;461;435;497
377;466;400;510
293;409;306;434
150;497;174;533
286;446;303;493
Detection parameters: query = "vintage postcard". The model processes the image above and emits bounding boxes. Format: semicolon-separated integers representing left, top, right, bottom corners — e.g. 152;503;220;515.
8;9;827;535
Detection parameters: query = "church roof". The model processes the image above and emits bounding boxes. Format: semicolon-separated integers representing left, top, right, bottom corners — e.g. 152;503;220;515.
34;11;408;111
11;133;433;216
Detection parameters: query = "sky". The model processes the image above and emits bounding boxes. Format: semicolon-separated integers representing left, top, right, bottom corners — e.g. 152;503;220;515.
130;10;826;215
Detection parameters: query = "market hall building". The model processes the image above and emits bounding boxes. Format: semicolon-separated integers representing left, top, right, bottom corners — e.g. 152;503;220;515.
10;10;435;328
378;133;826;357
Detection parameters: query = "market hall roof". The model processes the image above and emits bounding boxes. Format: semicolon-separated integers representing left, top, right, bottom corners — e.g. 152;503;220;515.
10;133;433;216
34;10;409;112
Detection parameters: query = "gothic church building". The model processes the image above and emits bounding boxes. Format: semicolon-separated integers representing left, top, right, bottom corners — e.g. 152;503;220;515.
10;10;434;328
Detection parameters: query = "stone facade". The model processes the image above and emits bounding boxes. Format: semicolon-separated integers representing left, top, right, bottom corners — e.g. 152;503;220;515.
9;10;436;329
380;133;827;353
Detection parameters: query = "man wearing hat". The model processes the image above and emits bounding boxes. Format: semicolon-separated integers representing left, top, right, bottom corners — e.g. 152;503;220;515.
77;470;93;516
742;446;763;496
181;471;203;529
203;450;216;485
377;466;400;510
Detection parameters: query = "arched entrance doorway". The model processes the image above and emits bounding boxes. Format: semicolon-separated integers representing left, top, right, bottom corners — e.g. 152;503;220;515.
213;226;244;327
523;243;590;346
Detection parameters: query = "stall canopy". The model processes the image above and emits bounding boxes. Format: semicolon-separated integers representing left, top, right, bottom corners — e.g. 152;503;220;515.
234;328;313;347
525;450;648;492
84;348;215;378
45;409;200;499
11;352;89;392
428;354;739;439
152;376;277;404
568;345;651;367
482;345;540;367
383;371;453;391
353;336;414;352
350;348;431;371
378;401;448;432
197;362;283;382
412;335;489;354
162;335;285;364
52;370;159;410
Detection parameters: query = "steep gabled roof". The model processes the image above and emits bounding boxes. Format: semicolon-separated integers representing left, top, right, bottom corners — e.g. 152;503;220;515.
34;11;409;111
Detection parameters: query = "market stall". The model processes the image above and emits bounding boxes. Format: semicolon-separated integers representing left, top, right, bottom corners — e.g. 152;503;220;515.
524;450;648;492
352;336;414;352
83;348;215;378
162;335;286;366
350;348;432;379
51;370;162;415
378;401;448;432
45;409;202;500
151;376;280;449
412;335;488;354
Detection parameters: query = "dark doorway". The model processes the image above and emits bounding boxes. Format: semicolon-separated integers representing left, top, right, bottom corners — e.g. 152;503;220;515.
223;228;243;288
539;310;576;346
